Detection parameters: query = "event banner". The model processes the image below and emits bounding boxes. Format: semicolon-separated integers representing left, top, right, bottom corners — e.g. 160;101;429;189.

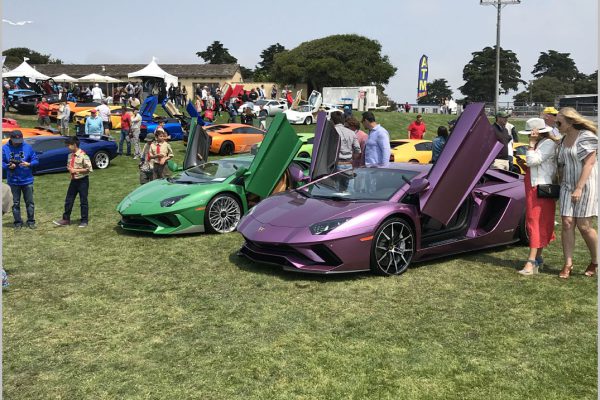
417;55;428;99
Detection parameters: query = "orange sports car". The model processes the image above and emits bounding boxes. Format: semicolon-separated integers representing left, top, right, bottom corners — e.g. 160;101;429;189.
2;126;61;144
204;124;266;155
49;101;101;120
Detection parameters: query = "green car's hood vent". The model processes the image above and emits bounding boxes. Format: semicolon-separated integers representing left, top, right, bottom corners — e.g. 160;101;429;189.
243;113;302;198
122;179;193;205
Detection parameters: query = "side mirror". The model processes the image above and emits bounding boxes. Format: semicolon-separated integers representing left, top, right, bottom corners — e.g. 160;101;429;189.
407;178;430;195
234;166;248;178
288;163;305;183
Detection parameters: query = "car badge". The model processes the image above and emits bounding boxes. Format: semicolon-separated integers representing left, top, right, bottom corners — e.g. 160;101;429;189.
258;226;265;232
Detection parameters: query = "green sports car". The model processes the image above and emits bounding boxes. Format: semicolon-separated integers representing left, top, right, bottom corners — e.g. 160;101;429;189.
251;132;315;159
116;114;310;234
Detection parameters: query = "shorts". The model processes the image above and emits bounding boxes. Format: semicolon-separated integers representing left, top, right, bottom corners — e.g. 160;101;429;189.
102;121;110;131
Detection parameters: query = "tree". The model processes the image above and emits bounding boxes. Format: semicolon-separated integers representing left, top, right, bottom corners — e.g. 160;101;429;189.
574;70;598;94
417;79;453;104
459;46;525;102
255;43;286;79
3;47;62;64
271;34;396;92
196;41;237;64
239;66;254;81
532;50;579;82
513;76;574;104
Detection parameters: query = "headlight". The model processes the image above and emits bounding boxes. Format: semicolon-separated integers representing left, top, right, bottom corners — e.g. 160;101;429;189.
160;194;188;207
309;218;352;235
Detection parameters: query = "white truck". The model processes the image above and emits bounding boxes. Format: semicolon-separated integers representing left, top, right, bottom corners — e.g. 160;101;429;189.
322;86;379;111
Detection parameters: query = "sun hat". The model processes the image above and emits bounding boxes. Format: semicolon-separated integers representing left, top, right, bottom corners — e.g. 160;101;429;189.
518;117;553;135
543;106;559;115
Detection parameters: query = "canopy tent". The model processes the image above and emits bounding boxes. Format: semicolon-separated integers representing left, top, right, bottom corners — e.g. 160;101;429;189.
52;73;77;83
78;73;121;83
3;60;50;80
128;58;178;88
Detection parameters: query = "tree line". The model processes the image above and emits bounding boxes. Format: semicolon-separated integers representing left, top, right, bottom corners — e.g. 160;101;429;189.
4;36;596;105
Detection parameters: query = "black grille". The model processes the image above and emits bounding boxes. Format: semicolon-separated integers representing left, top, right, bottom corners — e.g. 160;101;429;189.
119;215;157;231
311;244;343;266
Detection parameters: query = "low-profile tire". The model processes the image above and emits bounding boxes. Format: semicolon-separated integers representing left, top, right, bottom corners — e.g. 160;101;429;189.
304;116;312;125
298;151;310;158
205;193;242;234
409;159;419;163
219;141;234;156
370;217;415;276
92;151;110;169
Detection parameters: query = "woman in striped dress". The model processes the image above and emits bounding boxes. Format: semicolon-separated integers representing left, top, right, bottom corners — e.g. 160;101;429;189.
556;107;598;279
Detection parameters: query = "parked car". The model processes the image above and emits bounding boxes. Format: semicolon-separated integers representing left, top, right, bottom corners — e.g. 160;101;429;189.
203;124;266;155
138;96;189;141
49;101;101;121
2;118;19;129
237;99;288;116
2;135;118;176
237;103;527;276
6;89;41;114
2;126;61;145
389;139;433;163
116;113;309;235
511;142;529;174
251;133;314;158
283;90;323;125
73;106;149;133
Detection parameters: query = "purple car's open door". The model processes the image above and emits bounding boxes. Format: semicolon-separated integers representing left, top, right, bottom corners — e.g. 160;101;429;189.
419;103;503;225
309;112;340;181
140;96;158;121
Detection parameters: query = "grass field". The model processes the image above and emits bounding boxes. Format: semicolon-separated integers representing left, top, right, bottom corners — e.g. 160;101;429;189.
2;110;597;399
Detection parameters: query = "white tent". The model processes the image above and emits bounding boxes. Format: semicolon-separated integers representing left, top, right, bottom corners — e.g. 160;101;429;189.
52;73;77;83
78;73;121;83
3;60;50;80
128;57;178;88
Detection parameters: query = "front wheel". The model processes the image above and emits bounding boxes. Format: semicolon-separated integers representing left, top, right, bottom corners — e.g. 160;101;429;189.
304;116;312;125
92;151;110;169
370;217;414;275
205;193;242;234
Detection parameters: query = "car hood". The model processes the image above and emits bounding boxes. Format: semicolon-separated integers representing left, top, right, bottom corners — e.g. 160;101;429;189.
119;178;196;206
284;110;310;117
250;191;378;228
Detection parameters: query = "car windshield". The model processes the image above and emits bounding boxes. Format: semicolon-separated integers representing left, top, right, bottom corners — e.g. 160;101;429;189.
298;105;312;112
174;159;252;183
255;100;268;106
301;168;419;201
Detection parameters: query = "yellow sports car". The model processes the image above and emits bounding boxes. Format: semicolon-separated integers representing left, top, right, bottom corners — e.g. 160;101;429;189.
389;139;432;163
73;106;147;130
512;142;529;174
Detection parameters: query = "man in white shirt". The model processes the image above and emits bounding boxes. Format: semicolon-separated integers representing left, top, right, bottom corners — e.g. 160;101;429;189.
91;84;104;103
96;100;112;135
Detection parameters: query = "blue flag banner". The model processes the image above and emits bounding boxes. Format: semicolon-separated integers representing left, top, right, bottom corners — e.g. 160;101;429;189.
417;55;428;99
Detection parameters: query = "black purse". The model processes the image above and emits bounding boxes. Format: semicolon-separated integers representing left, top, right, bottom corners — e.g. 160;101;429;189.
537;184;560;199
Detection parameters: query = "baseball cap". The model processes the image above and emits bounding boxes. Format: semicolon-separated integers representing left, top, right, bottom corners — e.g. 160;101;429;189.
543;106;559;115
496;110;510;118
144;133;155;142
90;109;97;114
9;130;23;144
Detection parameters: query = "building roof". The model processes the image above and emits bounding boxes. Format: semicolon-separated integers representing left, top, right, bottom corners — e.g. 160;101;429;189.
3;63;240;79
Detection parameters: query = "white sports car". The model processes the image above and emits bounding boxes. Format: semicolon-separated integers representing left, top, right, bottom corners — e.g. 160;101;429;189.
238;99;288;116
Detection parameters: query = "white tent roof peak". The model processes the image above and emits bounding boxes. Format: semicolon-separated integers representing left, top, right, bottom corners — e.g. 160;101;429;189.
78;73;121;83
52;73;77;82
3;60;50;80
128;58;178;87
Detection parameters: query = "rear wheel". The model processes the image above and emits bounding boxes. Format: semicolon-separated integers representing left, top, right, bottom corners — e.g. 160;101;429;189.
304;116;312;125
92;151;110;169
219;141;234;156
518;214;530;245
370;217;414;276
409;159;419;163
205;193;242;234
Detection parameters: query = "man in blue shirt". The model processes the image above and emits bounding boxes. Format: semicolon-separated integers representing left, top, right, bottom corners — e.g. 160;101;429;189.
2;131;39;229
362;111;391;167
85;109;104;139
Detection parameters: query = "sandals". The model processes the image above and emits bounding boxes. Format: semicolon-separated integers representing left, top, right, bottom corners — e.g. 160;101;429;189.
517;259;539;276
584;262;598;277
559;264;573;279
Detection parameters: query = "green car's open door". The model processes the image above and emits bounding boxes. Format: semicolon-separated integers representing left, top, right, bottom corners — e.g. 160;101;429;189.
244;113;302;198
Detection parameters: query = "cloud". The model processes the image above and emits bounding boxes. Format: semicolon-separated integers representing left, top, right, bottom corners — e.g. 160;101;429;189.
2;19;33;26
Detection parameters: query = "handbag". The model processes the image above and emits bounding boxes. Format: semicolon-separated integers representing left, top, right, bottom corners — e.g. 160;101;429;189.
537;184;560;199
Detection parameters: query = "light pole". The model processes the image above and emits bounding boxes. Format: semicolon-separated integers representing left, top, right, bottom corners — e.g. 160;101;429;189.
480;0;520;114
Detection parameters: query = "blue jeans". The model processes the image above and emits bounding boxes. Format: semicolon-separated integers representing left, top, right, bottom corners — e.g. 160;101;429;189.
119;129;131;155
10;184;35;226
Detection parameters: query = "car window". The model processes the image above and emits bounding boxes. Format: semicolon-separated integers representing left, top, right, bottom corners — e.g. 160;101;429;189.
232;127;265;134
415;142;432;151
31;138;67;152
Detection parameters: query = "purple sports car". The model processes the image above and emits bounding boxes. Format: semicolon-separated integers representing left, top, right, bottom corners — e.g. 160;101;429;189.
237;103;528;275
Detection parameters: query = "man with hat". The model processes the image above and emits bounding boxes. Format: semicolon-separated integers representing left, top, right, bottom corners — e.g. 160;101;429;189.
2;131;39;229
491;110;513;171
84;109;104;139
139;133;155;184
542;106;561;140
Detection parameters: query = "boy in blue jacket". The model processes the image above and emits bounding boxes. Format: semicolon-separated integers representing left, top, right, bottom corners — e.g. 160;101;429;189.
2;131;39;229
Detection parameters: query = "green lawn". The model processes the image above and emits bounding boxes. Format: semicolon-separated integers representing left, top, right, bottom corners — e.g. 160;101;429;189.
2;110;596;399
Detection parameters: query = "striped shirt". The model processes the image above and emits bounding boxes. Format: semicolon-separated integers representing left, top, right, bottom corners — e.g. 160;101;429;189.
557;130;598;217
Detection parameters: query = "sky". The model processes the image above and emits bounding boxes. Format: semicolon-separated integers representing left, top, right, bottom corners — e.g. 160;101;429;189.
2;0;598;104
